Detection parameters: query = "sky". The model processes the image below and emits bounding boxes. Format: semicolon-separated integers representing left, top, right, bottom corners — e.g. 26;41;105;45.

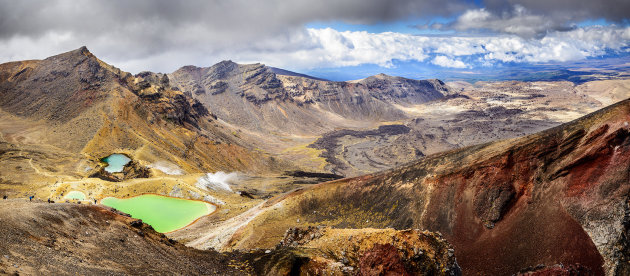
0;0;629;81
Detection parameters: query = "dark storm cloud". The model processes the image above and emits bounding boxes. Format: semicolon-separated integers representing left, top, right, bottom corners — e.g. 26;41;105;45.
0;0;468;39
420;0;629;38
0;0;470;71
424;5;574;38
0;0;628;72
484;0;630;23
1;0;626;41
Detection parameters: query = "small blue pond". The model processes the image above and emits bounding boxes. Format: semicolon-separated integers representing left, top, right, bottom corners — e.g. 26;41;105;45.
64;191;86;201
103;154;131;173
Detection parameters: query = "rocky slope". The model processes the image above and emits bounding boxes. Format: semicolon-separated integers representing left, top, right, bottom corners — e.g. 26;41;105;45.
168;61;448;135
0;47;206;129
0;199;458;275
310;79;625;176
0;47;290;200
0;200;243;275
216;98;630;275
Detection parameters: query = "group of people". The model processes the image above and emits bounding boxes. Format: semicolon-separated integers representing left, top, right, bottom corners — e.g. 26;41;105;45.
1;194;97;204
1;195;47;202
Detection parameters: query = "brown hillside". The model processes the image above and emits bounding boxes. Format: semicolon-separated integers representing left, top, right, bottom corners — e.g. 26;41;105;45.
220;97;630;275
0;47;287;181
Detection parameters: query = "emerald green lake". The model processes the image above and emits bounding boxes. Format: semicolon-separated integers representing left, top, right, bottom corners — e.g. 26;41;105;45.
103;154;131;173
101;194;215;233
64;191;86;201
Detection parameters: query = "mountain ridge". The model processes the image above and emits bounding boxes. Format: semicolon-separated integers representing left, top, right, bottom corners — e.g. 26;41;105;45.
169;59;449;136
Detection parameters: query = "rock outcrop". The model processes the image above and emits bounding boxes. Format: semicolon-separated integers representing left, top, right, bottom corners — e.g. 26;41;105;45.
128;71;210;128
517;264;594;275
358;73;449;104
274;227;460;275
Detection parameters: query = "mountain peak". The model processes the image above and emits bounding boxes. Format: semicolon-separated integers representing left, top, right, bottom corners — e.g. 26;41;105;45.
77;46;91;55
217;60;237;66
178;65;201;71
205;60;240;79
67;46;93;58
372;73;395;79
359;73;402;82
45;46;96;62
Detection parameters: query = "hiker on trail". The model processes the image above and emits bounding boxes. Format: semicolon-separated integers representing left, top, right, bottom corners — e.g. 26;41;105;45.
29;195;34;201
47;198;51;203
94;199;97;204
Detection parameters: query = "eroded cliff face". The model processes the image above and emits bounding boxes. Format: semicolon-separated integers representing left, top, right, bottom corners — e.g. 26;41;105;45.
227;98;630;275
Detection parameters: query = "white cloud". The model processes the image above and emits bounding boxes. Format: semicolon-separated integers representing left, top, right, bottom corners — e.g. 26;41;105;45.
0;22;628;73
265;25;629;69
201;28;432;70
431;56;469;68
554;25;630;49
305;28;430;68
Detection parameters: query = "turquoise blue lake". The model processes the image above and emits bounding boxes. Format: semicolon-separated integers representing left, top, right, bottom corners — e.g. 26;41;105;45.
103;154;131;173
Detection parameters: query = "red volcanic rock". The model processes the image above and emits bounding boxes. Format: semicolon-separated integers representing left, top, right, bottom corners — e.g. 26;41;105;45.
359;243;409;276
276;227;461;275
517;264;593;275
289;98;630;275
